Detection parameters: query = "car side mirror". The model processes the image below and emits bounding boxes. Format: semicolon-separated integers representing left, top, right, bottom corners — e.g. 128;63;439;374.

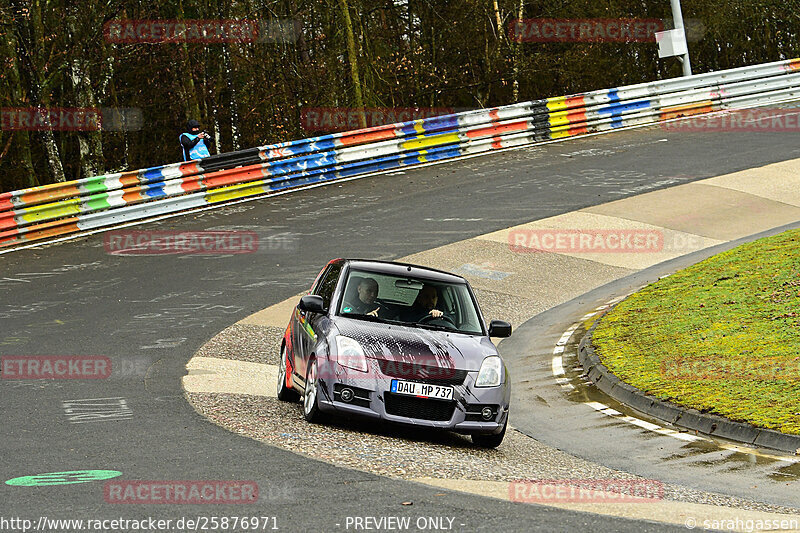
488;320;512;338
298;295;327;314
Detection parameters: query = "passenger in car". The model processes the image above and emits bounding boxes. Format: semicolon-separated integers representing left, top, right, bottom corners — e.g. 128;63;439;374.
342;277;381;316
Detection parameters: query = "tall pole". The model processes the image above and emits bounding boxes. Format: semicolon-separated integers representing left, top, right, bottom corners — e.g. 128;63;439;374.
670;0;692;76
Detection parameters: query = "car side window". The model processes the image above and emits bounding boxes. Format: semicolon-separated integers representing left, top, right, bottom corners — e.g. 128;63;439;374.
313;263;343;309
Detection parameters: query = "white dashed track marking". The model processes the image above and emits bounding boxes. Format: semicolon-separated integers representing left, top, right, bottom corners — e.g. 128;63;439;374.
550;298;800;463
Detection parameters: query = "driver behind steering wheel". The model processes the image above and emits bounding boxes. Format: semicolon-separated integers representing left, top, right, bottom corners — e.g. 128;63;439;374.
403;284;446;323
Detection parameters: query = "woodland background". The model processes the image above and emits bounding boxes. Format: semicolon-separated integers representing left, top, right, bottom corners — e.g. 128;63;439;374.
1;0;798;192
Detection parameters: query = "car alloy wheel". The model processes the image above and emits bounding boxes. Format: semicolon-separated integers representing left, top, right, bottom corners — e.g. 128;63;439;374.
277;345;300;402
303;359;324;423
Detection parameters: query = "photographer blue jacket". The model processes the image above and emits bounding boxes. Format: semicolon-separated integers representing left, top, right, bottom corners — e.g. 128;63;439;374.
180;119;212;161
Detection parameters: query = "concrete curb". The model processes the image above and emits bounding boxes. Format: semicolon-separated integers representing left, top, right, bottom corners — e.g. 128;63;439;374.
578;316;800;455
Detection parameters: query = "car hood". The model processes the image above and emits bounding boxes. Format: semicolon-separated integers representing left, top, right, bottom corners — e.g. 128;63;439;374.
333;318;496;372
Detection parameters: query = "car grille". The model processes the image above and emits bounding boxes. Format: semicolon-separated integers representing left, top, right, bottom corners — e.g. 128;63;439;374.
384;393;455;422
377;359;467;386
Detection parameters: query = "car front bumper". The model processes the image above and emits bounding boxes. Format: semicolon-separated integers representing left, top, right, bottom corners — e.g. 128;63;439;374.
314;357;509;435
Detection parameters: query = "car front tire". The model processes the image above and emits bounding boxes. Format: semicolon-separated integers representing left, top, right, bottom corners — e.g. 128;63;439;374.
303;359;325;423
277;345;300;402
472;418;506;449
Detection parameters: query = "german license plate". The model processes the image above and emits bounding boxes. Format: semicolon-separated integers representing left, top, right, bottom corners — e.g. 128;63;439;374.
391;379;453;400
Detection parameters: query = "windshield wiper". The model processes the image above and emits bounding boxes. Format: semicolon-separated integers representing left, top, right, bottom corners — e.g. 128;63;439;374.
415;323;454;332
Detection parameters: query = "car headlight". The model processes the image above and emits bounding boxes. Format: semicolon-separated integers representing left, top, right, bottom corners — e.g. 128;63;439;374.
335;336;368;372
475;356;503;387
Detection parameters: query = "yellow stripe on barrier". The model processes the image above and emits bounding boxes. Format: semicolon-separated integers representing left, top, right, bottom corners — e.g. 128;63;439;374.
401;132;460;151
206;180;268;203
548;111;570;128
547;97;568;112
550;130;574;139
18;199;82;224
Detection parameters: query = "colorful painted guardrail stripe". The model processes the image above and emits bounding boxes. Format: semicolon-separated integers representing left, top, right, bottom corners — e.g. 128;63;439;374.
2;57;800;248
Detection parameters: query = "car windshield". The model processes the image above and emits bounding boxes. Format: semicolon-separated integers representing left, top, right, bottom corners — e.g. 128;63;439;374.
336;268;484;335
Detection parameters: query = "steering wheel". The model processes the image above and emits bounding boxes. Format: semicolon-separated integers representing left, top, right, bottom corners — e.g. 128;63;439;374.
419;313;457;328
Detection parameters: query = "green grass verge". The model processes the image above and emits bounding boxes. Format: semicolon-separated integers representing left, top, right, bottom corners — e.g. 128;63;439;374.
593;229;800;435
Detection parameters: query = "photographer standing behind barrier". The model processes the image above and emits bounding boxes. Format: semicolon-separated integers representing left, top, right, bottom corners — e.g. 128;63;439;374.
180;119;212;161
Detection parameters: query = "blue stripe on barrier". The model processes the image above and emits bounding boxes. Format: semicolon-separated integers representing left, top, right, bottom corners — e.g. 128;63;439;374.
266;153;336;175
142;167;167;182
597;99;652;128
308;139;338;152
427;115;460;130
143;184;166;198
337;157;404;177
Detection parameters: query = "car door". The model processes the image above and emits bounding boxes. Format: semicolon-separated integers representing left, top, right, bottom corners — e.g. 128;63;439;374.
295;261;342;384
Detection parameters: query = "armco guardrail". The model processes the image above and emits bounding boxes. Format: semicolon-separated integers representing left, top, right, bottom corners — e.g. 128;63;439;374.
2;57;799;249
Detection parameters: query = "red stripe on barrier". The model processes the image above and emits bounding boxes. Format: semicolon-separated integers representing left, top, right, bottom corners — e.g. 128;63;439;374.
179;162;201;176
0;227;22;247
122;190;144;204
201;166;268;188
466;120;528;138
20;219;80;242
787;59;800;71
118;171;141;187
0;216;82;248
569;125;589;135
0;193;13;212
119;172;141;189
181;176;204;193
660;102;714;121
489;109;501;121
337;128;398;147
567;110;588;124
565;96;586;109
0;210;19;232
19;184;81;208
492;138;503;149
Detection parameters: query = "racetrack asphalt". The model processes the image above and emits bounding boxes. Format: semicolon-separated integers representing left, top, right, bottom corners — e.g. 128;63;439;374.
3;121;800;531
184;156;800;527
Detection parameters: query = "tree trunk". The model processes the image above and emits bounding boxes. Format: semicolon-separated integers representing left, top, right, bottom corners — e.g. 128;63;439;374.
68;59;104;177
222;42;241;151
289;0;311;64
338;0;366;128
11;0;66;183
492;0;503;40
513;0;524;102
177;0;201;121
1;17;38;188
